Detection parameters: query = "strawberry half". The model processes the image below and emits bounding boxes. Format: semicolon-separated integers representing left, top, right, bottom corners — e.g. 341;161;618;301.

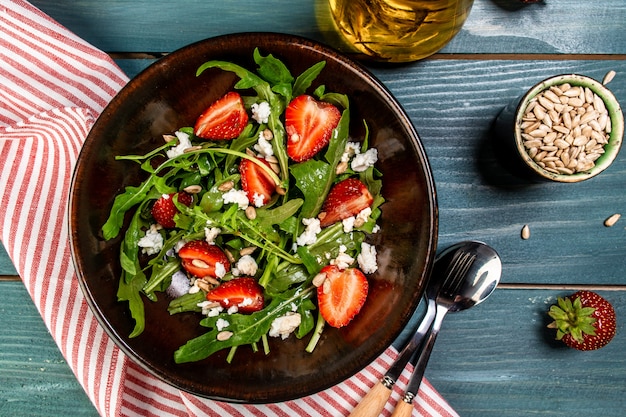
178;240;231;279
285;95;341;162
151;191;193;228
317;265;368;328
318;178;373;228
206;277;264;314
548;290;616;351
239;158;276;207
194;91;249;140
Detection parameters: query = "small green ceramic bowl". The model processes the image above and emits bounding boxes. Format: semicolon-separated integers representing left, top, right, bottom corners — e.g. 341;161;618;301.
512;74;623;182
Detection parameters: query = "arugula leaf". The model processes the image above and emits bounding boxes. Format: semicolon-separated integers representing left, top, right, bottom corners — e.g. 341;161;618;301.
293;61;326;98
102;180;155;240
255;198;303;228
290;158;332;219
168;291;205;315
174;285;315;363
117;271;146;338
116;207;149;337
196;59;273;103
254;48;294;88
291;109;350;220
295;299;316;339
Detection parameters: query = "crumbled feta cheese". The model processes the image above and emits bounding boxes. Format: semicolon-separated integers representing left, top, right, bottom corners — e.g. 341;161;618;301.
216;318;230;331
167;238;188;257
137;224;164;255
341;142;361;163
227;305;239;314
372;224;381;233
251;101;271;124
166;270;191;298
204;227;221;244
233;255;258;276
252;192;265;208
222;188;249;209
198;301;223;316
296;218;321;246
331;245;355;270
342;216;356;233
269;312;301;340
215;262;227;279
166;131;193;159
239;298;254;308
351;148;378;172
254;132;274;158
357;242;378;274
356;207;372;224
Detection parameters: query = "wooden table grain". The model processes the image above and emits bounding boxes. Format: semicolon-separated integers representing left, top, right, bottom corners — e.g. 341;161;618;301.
1;0;625;416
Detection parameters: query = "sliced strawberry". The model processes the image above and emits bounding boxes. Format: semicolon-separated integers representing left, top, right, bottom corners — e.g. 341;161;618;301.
206;277;264;314
178;240;231;279
317;265;368;328
239;157;276;207
318;178;373;227
151;191;193;228
194;91;249;140
285;95;341;162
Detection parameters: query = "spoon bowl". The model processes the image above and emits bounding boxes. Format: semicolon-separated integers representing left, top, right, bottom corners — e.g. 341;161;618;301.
433;241;501;313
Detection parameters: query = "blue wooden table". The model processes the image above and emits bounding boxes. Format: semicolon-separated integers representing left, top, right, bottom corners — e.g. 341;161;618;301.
2;0;626;415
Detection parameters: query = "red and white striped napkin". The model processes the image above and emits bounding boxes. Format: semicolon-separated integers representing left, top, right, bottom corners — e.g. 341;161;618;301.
0;1;459;416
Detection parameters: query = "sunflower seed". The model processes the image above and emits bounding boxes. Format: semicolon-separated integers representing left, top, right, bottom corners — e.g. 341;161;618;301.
602;70;616;86
604;213;621;227
240;246;257;256
192;259;210;269
183;185;202;194
245;205;257;220
312;272;327;287
521;224;531;240
183;145;203;153
217;331;233;341
217;180;234;192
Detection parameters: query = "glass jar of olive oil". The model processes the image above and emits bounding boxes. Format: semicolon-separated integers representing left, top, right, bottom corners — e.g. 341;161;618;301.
326;0;474;62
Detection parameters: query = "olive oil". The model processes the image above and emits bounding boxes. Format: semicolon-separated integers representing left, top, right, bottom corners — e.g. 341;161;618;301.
327;0;473;62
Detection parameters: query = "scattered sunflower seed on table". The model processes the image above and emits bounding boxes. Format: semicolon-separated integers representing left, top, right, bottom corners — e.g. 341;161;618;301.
604;213;621;227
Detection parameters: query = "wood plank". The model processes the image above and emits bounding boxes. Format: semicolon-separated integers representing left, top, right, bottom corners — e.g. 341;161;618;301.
424;288;626;417
0;245;17;276
0;282;97;416
28;0;626;56
2;57;625;283
3;282;625;415
367;59;626;286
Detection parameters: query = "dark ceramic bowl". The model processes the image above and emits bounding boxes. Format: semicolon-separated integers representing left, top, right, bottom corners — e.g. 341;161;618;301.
69;33;437;403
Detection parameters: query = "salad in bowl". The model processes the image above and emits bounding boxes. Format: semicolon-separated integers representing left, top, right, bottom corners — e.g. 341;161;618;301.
101;49;384;363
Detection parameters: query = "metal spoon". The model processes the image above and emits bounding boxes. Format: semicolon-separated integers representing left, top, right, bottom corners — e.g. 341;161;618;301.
390;241;502;417
349;241;501;417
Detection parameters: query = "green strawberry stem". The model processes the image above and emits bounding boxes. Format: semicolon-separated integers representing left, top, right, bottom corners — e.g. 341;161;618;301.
547;296;597;343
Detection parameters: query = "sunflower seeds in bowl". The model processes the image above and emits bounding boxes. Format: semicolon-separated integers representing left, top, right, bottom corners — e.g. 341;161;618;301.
513;73;624;182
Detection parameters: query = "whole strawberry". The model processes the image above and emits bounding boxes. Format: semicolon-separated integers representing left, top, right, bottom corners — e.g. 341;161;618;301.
547;290;616;351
